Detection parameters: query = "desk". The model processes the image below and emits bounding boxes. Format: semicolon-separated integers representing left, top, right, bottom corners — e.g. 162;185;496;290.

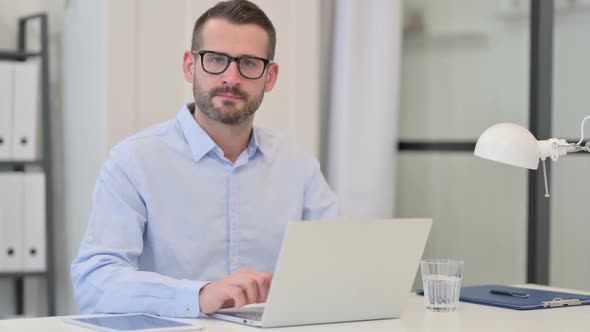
1;285;588;332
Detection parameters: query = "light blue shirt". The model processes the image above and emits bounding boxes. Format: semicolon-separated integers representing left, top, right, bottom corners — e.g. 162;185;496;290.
71;104;338;318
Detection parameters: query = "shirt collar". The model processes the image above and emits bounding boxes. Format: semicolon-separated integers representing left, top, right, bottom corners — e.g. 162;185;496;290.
176;103;265;162
247;126;264;158
177;104;217;162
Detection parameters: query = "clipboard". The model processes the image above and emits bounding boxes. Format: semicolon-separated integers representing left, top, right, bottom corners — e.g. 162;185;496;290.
458;285;590;310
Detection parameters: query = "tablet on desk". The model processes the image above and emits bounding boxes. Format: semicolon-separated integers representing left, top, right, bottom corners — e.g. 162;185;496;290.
63;313;204;332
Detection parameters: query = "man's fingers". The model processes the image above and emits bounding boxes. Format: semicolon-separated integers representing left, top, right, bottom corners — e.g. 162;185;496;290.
199;271;272;314
233;277;260;304
252;274;270;302
241;269;273;283
260;279;270;302
227;285;248;308
239;270;272;302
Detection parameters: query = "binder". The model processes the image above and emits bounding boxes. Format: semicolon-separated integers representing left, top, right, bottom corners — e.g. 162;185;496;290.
0;173;24;272
12;61;41;161
22;172;46;272
0;62;14;160
459;285;590;310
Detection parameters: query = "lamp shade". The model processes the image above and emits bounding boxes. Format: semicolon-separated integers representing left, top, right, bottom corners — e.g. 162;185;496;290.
474;123;540;170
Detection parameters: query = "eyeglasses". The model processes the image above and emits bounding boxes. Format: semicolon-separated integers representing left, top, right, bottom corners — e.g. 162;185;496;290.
192;50;274;80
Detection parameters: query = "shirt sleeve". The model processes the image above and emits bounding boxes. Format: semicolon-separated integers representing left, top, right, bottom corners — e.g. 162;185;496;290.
71;154;208;318
302;160;339;220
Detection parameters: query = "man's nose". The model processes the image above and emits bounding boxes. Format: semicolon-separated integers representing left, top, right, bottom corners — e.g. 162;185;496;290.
221;61;242;85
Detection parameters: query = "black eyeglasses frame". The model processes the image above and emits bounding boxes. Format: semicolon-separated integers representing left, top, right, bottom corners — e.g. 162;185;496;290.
192;50;274;80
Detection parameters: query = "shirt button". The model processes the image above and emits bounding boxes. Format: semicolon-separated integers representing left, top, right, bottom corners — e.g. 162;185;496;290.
230;211;237;219
231;256;238;264
86;235;93;243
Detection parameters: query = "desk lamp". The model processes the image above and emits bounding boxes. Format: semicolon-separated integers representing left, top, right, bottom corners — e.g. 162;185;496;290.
474;116;590;197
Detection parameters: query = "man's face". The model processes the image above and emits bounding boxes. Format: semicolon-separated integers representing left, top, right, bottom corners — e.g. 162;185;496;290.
183;18;278;125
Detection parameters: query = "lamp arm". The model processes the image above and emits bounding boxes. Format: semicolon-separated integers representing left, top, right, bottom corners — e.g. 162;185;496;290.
544;116;590;158
576;115;590;145
539;138;587;162
538;139;569;161
556;142;586;153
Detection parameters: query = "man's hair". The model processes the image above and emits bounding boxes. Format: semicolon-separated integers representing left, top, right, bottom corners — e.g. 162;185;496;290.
191;0;277;60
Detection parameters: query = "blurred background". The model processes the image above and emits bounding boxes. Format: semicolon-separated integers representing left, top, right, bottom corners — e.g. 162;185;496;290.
0;0;589;318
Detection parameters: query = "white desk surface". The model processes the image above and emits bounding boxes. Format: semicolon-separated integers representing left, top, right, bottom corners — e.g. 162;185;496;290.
1;284;588;332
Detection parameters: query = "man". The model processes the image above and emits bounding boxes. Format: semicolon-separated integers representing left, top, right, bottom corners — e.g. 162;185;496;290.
71;0;337;318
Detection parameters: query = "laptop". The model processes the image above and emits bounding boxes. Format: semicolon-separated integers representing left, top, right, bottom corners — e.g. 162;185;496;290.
209;218;432;328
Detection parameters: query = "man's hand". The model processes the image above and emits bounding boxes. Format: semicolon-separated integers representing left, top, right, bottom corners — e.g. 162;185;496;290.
199;268;273;314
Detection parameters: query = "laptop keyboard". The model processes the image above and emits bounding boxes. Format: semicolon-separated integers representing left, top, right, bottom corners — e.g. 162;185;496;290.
225;308;264;321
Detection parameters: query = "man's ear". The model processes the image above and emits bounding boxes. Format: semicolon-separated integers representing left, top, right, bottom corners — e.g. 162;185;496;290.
183;51;195;83
264;63;279;92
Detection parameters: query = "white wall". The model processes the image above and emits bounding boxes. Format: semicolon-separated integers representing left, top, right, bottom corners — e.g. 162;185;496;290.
60;0;109;317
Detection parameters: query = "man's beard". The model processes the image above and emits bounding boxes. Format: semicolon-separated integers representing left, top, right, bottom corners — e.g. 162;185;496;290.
194;77;264;125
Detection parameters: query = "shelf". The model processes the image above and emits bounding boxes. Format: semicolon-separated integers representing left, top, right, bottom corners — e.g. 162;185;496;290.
0;50;42;61
0;161;43;166
1;12;55;316
0;272;47;278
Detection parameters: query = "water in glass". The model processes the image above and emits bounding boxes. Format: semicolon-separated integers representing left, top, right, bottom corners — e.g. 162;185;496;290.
422;275;462;312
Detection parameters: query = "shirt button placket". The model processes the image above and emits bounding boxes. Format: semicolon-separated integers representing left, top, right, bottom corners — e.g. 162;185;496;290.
228;168;239;272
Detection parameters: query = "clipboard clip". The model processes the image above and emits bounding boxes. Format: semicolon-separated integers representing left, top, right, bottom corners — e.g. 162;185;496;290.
542;298;582;308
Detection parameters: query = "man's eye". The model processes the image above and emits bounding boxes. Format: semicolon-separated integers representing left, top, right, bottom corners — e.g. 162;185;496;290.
210;56;226;64
242;59;258;67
